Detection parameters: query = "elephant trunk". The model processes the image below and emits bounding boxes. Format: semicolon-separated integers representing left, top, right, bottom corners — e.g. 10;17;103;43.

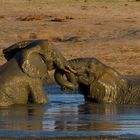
54;58;88;91
54;69;77;91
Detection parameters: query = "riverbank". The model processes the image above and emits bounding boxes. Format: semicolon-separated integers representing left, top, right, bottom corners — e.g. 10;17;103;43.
0;0;140;77
0;137;135;140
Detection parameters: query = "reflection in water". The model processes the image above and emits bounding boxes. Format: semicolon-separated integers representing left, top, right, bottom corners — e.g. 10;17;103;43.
0;105;44;130
0;85;139;138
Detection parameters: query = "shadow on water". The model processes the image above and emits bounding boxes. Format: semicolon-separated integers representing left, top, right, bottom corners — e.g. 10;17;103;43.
0;85;139;138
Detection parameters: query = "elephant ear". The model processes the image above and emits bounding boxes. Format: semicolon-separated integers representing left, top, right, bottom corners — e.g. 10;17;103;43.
3;40;33;61
20;51;47;78
90;69;121;103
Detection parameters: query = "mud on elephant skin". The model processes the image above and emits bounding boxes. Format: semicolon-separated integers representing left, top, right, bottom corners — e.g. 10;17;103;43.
55;58;140;104
0;39;72;106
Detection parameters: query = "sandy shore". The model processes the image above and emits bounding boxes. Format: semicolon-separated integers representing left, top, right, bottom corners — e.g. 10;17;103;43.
0;0;140;77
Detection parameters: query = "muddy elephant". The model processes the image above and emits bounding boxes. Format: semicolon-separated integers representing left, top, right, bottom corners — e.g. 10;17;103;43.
0;39;72;106
55;58;140;104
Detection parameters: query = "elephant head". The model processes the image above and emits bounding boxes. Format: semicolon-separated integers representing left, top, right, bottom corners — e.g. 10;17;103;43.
3;39;73;79
54;58;110;91
54;58;132;104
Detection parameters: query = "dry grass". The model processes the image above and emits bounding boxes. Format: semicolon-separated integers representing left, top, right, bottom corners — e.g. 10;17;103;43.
16;15;46;21
0;0;140;76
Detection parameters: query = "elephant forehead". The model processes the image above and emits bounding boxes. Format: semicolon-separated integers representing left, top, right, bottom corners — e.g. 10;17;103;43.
71;61;89;69
69;58;96;69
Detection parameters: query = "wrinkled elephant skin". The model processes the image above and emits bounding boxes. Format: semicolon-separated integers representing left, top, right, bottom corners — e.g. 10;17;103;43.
0;39;69;106
55;58;140;104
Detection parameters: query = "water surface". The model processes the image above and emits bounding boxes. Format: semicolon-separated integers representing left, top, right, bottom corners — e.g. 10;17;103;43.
0;85;140;138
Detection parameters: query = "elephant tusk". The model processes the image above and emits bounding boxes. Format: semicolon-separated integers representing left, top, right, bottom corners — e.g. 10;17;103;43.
65;66;77;74
64;69;72;73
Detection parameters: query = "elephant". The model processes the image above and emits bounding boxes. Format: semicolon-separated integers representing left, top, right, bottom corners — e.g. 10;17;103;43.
55;57;140;104
0;39;73;106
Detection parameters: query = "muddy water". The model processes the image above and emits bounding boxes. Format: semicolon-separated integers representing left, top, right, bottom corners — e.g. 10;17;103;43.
0;85;140;138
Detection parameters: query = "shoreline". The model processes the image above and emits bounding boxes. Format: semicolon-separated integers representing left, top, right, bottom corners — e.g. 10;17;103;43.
0;0;140;76
0;137;135;140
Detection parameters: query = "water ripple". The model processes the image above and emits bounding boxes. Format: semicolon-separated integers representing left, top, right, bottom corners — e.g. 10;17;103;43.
0;85;139;138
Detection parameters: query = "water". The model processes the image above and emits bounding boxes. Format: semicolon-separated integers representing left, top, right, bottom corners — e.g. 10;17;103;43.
0;85;140;138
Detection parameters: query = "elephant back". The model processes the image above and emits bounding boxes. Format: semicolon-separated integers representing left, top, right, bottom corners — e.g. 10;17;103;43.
3;40;36;61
